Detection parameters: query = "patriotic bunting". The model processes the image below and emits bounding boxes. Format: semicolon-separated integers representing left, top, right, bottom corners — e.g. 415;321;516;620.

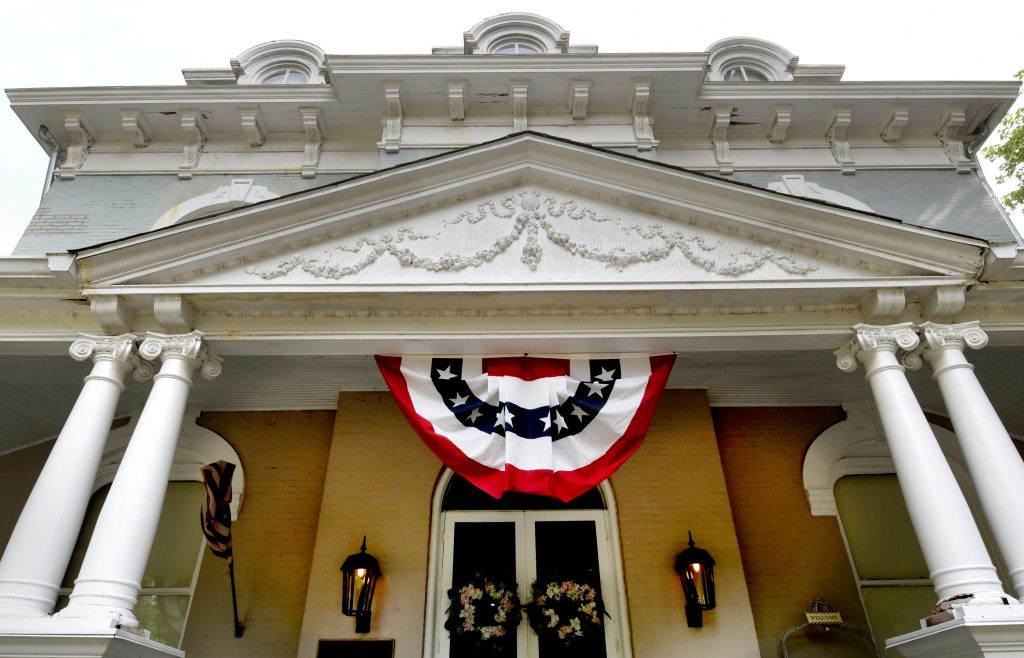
200;461;235;565
376;354;675;501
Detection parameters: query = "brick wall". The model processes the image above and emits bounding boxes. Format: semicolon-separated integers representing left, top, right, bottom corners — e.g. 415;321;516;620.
614;389;760;657
183;410;335;658
713;406;866;658
297;392;441;658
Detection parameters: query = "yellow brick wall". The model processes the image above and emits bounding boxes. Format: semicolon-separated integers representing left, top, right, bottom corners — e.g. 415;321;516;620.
183;410;335;658
614;389;761;657
713;407;867;658
297;392;442;658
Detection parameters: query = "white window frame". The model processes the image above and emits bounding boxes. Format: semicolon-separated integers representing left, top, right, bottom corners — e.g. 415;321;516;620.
424;471;632;658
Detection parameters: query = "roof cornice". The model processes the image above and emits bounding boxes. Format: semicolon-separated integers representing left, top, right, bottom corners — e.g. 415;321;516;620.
700;80;1022;100
4;86;337;106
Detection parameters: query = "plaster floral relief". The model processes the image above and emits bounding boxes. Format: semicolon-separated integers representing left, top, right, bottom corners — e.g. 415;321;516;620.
246;189;819;280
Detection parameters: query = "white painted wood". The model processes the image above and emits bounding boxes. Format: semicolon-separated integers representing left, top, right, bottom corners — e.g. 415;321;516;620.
922;322;1024;601
836;324;1012;605
0;335;136;618
57;332;219;627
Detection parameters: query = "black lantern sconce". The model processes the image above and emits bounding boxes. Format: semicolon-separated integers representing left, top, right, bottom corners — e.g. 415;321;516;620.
340;536;381;633
674;531;716;628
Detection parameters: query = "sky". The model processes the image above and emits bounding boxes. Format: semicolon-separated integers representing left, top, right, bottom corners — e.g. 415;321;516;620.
1;0;1022;255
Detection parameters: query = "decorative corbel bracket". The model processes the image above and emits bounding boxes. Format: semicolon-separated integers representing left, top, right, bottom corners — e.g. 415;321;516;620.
708;105;734;174
299;107;325;178
239;106;267;147
861;288;906;323
569;80;590;120
447;80;466;121
90;295;136;335
922;286;966;322
120;110;151;148
631;80;658;151
178;110;207;180
880;104;910;143
826;106;855;175
154;294;197;333
511;81;529;132
381;84;403;153
937;105;972;174
59;112;94;180
767;105;792;144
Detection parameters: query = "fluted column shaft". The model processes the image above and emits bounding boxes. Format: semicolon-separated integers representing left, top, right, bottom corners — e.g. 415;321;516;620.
921;321;1024;601
58;331;221;626
836;323;1011;605
0;334;138;618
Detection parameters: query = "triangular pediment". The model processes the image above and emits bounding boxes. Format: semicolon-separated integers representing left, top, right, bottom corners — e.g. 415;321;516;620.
76;132;986;296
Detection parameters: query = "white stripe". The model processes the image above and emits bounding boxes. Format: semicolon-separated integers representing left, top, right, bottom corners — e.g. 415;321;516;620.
400;356;657;473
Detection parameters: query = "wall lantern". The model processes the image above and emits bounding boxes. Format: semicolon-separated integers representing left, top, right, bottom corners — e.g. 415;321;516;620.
674;531;716;628
340;536;381;633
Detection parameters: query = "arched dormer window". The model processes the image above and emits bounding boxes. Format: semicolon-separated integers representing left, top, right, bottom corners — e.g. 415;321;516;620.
463;13;571;54
231;40;326;85
706;37;796;82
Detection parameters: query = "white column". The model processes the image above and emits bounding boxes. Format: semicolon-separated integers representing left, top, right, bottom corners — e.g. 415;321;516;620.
920;321;1024;602
57;331;221;626
836;323;1012;606
0;334;140;618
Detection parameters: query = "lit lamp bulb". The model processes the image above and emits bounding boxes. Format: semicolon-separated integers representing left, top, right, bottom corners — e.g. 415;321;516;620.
356;568;367;580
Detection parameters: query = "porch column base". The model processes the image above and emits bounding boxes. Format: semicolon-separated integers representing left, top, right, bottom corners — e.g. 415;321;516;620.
0;616;182;657
886;605;1024;658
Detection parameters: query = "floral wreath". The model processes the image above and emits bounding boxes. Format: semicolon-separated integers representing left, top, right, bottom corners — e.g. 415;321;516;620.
445;574;521;650
526;579;605;645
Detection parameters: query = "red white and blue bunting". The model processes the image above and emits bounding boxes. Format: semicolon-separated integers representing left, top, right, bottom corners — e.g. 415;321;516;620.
376;354;675;501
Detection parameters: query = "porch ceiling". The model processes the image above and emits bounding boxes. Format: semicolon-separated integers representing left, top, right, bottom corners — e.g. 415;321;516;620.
3;347;1022;456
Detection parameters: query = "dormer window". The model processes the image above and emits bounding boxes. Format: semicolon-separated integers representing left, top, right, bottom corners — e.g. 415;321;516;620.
706;37;796;82
491;41;541;55
261;68;309;85
231;40;326;85
723;64;771;82
443;13;597;55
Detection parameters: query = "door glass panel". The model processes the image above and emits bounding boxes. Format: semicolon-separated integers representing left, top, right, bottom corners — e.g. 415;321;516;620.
533;521;607;658
450;521;518;657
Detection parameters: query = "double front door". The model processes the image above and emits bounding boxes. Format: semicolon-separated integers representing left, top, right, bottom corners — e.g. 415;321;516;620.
437;510;624;658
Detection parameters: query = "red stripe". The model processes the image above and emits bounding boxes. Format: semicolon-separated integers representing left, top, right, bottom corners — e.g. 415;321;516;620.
375;354;676;502
375;356;507;495
482;357;569;380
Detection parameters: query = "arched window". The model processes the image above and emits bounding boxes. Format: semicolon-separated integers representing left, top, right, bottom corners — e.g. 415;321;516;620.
151;179;280;229
491;41;542;55
425;471;632;658
722;64;771;82
260;68;309;84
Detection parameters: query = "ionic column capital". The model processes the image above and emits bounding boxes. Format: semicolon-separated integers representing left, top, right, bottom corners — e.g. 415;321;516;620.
69;333;136;365
138;330;222;379
919;320;989;352
835;322;919;372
